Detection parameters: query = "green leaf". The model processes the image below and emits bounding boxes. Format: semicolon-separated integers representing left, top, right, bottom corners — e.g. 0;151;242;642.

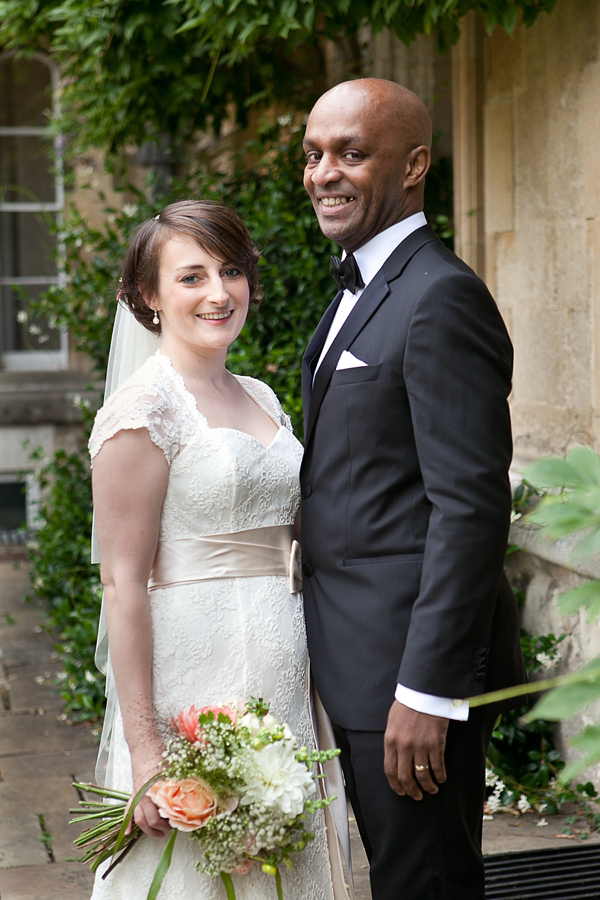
530;680;600;721
147;830;177;900
528;657;600;720
559;726;600;784
526;499;594;536
566;445;600;484
501;5;518;34
114;774;163;856
523;457;584;489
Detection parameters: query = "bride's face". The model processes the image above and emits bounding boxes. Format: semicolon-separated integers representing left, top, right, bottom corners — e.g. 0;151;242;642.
150;234;250;355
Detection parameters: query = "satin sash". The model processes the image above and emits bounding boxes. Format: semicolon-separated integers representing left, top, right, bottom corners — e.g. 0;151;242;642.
148;525;302;593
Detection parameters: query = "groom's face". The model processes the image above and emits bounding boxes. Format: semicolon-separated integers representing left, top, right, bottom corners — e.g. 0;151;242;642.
303;84;410;253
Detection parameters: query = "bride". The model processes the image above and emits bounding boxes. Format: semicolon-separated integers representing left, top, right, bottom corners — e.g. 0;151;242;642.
88;200;341;899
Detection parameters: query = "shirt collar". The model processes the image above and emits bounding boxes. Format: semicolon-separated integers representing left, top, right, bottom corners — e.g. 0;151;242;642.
348;212;427;288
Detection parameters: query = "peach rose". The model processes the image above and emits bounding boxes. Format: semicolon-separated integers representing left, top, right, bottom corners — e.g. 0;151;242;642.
147;777;238;832
172;705;238;744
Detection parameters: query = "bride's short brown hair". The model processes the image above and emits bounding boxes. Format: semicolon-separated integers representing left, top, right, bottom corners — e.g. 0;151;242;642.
118;200;262;334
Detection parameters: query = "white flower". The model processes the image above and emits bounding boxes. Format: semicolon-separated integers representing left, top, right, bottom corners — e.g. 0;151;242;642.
122;203;138;217
536;818;549;827
518;794;531;814
536;650;561;669
483;814;494;821
538;802;547;813
240;711;270;735
241;741;316;817
486;768;500;787
16;310;28;323
487;793;502;813
240;711;293;744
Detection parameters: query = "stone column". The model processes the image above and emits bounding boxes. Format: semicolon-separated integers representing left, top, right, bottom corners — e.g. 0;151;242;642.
451;11;485;277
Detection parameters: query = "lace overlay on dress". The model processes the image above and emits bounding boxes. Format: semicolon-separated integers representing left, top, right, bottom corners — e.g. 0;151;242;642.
88;354;333;900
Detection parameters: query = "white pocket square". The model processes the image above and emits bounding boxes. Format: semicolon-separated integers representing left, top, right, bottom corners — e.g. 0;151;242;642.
336;350;368;370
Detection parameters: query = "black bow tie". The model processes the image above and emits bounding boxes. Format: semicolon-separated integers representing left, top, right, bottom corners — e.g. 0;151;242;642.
330;253;365;295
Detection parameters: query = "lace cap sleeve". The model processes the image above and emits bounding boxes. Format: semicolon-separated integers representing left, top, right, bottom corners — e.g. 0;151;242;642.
89;357;180;463
236;376;294;433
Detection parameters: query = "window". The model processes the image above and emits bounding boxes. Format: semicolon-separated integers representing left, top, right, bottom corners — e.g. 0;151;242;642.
0;52;67;370
0;474;26;529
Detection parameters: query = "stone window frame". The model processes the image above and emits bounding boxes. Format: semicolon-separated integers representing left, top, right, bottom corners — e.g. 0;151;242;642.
0;50;68;371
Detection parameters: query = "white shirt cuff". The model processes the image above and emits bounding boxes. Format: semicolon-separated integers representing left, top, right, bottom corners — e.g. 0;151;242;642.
395;683;470;721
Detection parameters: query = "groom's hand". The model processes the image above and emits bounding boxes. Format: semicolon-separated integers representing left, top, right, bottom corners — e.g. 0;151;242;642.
384;701;449;800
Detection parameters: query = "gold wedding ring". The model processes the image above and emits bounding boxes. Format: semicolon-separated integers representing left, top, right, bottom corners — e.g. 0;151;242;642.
414;764;429;772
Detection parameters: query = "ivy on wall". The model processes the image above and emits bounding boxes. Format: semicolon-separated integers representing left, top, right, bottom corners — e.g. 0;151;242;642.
0;0;558;155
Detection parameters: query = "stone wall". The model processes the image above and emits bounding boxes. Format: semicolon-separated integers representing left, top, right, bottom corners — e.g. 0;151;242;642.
453;1;600;463
452;3;600;781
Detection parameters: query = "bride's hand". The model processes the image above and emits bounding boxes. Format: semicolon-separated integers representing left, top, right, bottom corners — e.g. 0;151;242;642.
127;745;172;839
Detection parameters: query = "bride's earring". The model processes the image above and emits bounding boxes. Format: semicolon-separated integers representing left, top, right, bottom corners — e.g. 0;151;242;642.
152;308;159;326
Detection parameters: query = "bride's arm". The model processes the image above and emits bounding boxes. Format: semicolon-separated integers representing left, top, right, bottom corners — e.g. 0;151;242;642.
92;427;170;839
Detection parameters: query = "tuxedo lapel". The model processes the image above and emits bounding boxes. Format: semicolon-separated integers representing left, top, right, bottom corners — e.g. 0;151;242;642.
304;224;439;447
382;223;438;282
302;289;344;435
305;269;389;446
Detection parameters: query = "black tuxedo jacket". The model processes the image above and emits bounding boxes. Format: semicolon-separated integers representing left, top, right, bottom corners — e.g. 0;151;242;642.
300;225;525;731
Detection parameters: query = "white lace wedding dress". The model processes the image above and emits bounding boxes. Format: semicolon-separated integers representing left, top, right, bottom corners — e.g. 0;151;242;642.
88;352;334;900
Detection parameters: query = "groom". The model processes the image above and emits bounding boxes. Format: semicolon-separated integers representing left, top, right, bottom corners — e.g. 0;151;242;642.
300;78;525;900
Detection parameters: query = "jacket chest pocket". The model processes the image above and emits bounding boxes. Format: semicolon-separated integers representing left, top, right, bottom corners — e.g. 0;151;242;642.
330;364;382;386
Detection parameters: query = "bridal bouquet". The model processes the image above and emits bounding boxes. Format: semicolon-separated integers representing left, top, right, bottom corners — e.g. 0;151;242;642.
71;698;339;900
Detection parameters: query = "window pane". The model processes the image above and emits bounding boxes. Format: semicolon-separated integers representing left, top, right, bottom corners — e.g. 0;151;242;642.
0;56;52;128
0;135;56;203
1;283;62;352
0;480;27;530
0;211;57;278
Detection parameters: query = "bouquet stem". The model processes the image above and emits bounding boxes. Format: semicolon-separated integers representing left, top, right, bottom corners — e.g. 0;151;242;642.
220;871;237;899
275;866;284;900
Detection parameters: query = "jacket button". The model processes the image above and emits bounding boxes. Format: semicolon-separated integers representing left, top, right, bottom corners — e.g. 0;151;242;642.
302;484;312;498
302;562;313;577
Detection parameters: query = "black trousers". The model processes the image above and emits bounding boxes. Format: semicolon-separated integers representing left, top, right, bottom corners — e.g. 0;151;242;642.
332;715;496;900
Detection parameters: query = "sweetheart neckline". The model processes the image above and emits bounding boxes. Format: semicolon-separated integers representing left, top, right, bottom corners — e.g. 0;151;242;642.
157;353;284;450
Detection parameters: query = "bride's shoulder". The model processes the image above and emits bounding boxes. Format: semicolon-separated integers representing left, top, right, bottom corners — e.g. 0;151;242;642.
234;375;293;432
89;354;182;461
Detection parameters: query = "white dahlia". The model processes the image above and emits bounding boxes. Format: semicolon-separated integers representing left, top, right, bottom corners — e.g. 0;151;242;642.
241;742;316;817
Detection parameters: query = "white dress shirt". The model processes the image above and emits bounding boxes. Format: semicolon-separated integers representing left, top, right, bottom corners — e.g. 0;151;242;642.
316;212;469;722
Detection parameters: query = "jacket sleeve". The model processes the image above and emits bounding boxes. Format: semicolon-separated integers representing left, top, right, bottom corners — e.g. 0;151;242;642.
397;269;513;699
